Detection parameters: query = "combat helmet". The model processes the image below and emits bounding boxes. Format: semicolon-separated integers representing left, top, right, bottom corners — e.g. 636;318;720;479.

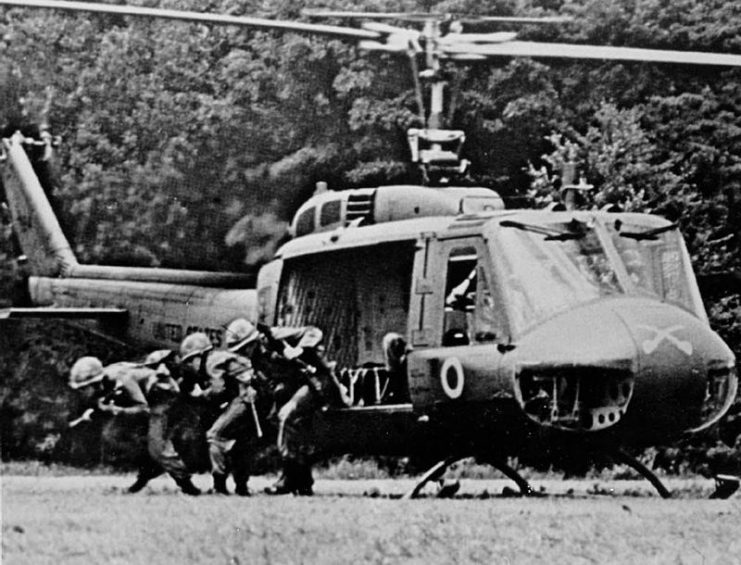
180;332;213;363
68;356;105;389
143;349;176;368
226;318;259;352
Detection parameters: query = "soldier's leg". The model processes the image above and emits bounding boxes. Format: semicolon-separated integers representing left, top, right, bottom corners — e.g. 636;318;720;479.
268;385;317;495
128;459;164;493
148;407;200;496
205;398;249;495
231;436;256;497
101;413;162;493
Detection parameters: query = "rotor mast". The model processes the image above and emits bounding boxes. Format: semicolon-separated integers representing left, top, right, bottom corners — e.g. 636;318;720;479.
400;17;469;185
424;19;444;130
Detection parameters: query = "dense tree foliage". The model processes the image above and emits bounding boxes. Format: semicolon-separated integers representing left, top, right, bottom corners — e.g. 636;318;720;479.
1;0;740;468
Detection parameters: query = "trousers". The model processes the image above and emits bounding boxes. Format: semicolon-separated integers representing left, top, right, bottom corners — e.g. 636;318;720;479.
277;384;319;466
206;397;251;477
147;401;192;482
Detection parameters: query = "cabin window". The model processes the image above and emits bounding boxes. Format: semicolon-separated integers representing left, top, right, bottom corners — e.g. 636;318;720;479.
295;207;315;237
319;200;341;227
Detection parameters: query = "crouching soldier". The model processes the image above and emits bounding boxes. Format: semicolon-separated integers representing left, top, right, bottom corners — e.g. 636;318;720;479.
225;318;348;496
203;350;260;495
132;349;203;495
178;332;258;495
68;355;201;495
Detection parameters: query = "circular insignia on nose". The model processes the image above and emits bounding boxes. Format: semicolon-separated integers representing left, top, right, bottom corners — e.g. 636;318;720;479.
440;357;465;399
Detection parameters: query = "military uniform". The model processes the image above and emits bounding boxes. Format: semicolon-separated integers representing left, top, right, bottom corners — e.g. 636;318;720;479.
226;319;347;495
202;350;257;495
68;355;200;495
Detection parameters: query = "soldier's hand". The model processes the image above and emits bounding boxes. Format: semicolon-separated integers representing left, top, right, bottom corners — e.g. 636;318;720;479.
68;408;95;428
283;345;303;360
243;386;257;403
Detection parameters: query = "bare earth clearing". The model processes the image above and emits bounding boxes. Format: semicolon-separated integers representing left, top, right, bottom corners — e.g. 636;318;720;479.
2;474;741;564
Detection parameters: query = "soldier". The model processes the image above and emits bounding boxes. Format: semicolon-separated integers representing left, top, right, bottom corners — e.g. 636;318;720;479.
381;332;411;403
68;354;201;495
132;349;204;494
202;350;258;495
178;331;256;495
225;318;348;496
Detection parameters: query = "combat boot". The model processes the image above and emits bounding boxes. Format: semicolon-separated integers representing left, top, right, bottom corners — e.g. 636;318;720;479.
235;483;251;497
127;476;150;494
176;477;202;496
293;463;314;496
212;473;229;495
264;465;294;495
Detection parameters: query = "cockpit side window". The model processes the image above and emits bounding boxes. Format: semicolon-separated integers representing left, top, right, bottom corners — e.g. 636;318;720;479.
444;247;476;346
442;245;503;346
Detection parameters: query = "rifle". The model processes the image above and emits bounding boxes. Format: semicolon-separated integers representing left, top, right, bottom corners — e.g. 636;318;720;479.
248;392;263;439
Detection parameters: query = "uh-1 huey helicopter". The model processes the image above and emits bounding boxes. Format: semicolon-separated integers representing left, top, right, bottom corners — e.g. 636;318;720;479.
1;0;740;499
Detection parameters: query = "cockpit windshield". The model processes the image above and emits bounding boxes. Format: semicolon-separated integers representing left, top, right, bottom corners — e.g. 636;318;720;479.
605;219;706;321
494;216;706;334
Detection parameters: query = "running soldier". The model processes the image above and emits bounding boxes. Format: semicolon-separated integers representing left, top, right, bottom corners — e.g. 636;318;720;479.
68;354;201;495
225;318;348;496
178;331;258;495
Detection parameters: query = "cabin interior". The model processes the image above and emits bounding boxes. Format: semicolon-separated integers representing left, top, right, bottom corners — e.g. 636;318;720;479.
276;241;416;406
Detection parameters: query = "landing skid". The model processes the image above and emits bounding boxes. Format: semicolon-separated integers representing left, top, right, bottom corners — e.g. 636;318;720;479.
610;447;672;499
610;447;741;500
402;455;535;500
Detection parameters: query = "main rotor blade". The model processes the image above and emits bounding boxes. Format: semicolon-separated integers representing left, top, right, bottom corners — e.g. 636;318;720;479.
303;10;443;21
303;10;571;25
439;32;518;44
0;0;380;40
442;41;741;67
456;16;572;24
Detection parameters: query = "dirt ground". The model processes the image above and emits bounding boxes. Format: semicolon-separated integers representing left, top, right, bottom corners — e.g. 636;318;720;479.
2;474;740;564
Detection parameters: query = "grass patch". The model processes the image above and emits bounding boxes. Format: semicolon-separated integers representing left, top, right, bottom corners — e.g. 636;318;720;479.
0;461;121;477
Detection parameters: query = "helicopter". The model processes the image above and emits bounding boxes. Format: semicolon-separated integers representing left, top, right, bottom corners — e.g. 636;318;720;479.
1;0;740;499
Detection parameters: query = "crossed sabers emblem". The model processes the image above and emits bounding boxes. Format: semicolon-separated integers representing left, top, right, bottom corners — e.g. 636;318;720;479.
637;324;693;356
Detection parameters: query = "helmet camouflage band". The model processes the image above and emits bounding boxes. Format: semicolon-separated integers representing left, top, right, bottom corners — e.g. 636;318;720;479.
68;356;105;389
225;318;259;352
143;349;175;368
179;332;212;362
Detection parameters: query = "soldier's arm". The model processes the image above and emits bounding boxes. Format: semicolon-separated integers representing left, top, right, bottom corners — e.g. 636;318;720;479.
270;326;324;356
100;377;149;416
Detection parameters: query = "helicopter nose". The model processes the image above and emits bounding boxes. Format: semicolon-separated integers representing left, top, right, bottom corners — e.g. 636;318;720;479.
512;298;736;439
615;301;737;440
513;302;638;433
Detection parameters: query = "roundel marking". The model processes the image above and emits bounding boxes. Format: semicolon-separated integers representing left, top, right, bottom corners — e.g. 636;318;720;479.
440;357;465;399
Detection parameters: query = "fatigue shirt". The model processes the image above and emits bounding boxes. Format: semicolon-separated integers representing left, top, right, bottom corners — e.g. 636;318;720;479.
102;362;179;414
253;325;324;385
